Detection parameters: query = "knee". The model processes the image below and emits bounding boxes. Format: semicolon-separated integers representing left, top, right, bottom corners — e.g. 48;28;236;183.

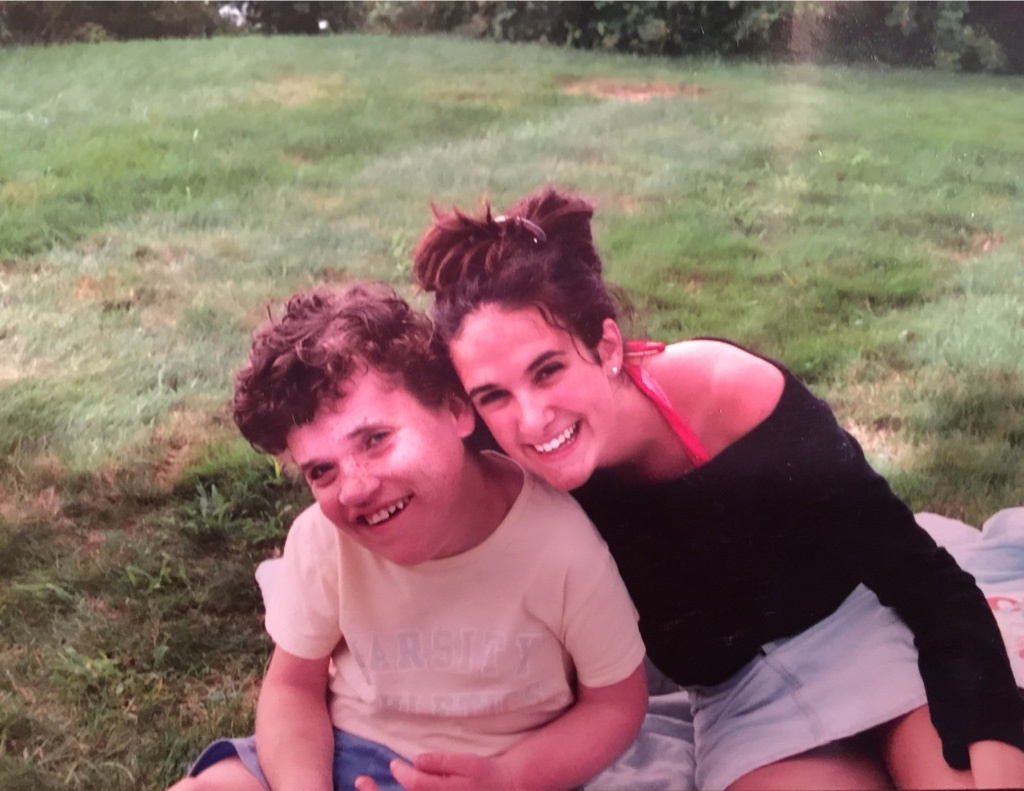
882;705;973;789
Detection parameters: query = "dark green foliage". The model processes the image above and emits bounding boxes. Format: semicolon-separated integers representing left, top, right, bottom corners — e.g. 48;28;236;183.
246;1;331;35
176;442;308;550
965;1;1024;73
3;2;1018;74
0;1;224;44
253;1;474;35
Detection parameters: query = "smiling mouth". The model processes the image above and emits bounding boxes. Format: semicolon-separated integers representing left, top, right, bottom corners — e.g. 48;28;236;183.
532;421;580;454
362;496;412;527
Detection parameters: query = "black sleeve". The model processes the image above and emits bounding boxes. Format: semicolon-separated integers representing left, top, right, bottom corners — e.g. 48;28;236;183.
797;401;1024;769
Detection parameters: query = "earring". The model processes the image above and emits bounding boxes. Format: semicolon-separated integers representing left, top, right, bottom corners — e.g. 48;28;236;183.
611;366;620;375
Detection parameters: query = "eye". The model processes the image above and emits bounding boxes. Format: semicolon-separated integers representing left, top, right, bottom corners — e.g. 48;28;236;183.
475;389;509;409
365;430;391;449
535;362;564;383
306;464;334;485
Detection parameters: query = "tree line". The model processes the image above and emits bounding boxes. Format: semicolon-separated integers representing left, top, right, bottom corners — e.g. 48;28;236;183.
1;1;1022;74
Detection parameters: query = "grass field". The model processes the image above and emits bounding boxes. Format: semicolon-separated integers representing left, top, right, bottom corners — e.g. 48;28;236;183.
1;33;1023;789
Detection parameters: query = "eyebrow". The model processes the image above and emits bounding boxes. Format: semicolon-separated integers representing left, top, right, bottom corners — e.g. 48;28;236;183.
296;420;391;475
466;350;562;400
298;459;328;477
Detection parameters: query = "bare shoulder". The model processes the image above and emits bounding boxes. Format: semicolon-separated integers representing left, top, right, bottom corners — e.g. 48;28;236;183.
644;340;785;450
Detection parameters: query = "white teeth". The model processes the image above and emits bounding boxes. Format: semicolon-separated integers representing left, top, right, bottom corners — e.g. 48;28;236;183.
365;497;411;526
533;423;578;454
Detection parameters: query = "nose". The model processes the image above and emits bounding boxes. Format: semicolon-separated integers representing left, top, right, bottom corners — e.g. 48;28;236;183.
517;391;552;436
338;464;381;507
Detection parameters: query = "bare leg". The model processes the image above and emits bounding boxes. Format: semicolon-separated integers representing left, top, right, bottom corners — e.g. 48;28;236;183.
166;756;266;791
880;705;973;789
727;736;894;791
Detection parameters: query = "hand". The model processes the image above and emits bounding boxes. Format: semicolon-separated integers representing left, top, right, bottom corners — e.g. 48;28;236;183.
969;740;1024;789
354;775;382;791
387;752;516;791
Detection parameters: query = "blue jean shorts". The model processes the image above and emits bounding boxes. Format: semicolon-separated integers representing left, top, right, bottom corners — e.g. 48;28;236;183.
188;728;408;790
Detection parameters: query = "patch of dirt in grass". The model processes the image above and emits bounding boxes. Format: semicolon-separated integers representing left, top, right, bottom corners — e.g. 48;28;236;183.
150;406;236;492
1;178;45;205
74;273;123;303
1;258;56;276
0;331;35;382
597;193;645;215
936;231;1005;262
0;493;26;526
285;151;318;167
3;647;37;704
315;267;353;286
133;243;194;266
974;232;1004;252
76;233;113;255
830;368;921;469
562;79;703;102
254;75;347;107
0;481;74;531
953;231;1004;260
122;241;205;327
844;416;921;469
151;439;197;492
84;595;122;621
303;189;346;213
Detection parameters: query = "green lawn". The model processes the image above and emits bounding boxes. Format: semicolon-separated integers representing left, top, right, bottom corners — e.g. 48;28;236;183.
1;33;1023;789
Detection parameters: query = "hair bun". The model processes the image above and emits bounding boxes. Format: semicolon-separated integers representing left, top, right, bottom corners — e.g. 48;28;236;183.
412;186;601;295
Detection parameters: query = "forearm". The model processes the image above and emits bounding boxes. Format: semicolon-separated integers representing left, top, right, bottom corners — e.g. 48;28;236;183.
254;649;335;791
495;663;647;791
255;684;334;790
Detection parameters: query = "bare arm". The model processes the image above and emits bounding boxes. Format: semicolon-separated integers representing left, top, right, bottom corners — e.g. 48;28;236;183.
381;661;648;791
496;661;648;790
969;740;1024;789
255;646;334;791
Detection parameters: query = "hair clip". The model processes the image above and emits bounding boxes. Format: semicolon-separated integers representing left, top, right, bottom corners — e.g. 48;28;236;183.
493;215;547;244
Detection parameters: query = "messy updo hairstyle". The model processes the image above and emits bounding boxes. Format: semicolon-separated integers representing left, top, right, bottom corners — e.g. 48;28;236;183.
233;283;463;456
412;186;628;354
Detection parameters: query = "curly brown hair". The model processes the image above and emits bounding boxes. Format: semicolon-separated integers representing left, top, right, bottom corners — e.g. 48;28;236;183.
412;186;629;353
233;283;463;455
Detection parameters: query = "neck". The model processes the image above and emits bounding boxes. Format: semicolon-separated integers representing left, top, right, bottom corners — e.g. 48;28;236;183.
605;378;696;483
448;452;522;552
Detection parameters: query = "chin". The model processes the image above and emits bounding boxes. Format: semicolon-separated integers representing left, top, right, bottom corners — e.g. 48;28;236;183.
529;461;592;492
557;471;594;491
383;549;431;567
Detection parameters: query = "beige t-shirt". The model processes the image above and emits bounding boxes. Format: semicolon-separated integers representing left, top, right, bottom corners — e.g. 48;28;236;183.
264;456;645;759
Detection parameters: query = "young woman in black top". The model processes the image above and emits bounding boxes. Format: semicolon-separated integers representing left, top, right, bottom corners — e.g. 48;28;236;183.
412;186;1024;789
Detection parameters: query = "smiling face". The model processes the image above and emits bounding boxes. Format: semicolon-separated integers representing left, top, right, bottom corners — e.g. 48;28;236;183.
449;303;622;491
286;368;476;566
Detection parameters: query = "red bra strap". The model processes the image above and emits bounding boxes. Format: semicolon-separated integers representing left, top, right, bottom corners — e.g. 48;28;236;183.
624;339;667;356
623;341;710;468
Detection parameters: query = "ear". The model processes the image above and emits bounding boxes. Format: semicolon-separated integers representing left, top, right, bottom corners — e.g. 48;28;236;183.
448;394;477;440
274;450;296;477
595;318;624;373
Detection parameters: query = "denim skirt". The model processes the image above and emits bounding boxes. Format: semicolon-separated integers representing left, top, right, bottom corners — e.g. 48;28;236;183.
689;584;926;790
